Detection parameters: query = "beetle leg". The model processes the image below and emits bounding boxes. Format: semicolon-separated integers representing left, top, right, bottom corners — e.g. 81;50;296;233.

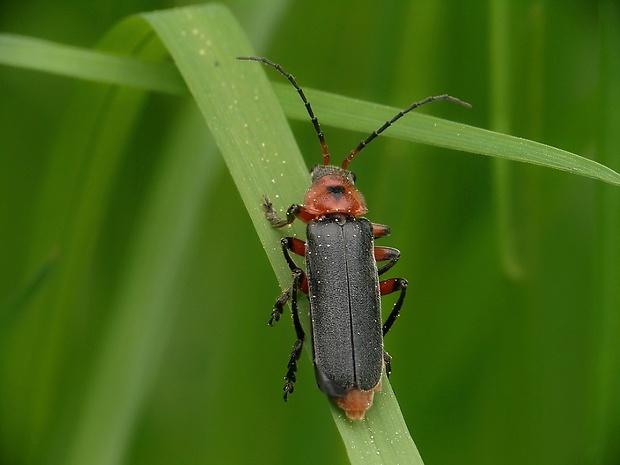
380;278;408;336
269;237;308;400
283;268;306;401
269;238;309;324
372;222;391;239
383;351;393;378
269;287;291;326
262;195;303;228
281;236;306;268
374;246;401;275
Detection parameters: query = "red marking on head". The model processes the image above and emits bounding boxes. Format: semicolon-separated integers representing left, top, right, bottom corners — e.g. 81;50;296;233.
333;380;382;420
303;174;367;218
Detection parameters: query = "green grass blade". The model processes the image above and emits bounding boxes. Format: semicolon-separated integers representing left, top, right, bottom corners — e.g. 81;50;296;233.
143;4;422;464
65;111;218;465
0;33;186;94
143;5;307;280
590;1;620;462
489;0;522;280
0;251;58;331
273;83;620;187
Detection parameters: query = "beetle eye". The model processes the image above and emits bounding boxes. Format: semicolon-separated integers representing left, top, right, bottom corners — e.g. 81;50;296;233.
351;172;357;183
327;185;345;195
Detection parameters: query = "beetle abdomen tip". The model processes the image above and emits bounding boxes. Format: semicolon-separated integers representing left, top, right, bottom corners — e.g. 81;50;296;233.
333;382;381;421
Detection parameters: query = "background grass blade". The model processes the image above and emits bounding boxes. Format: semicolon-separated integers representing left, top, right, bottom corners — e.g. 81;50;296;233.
13;16;178;465
5;15;197;465
489;0;522;279
64;102;219;465
0;251;58;331
589;2;620;462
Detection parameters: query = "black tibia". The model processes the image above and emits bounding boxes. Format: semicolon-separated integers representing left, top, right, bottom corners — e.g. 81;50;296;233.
282;269;305;401
381;278;408;336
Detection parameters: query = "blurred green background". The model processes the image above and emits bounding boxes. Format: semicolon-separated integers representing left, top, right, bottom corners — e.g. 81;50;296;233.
1;1;619;464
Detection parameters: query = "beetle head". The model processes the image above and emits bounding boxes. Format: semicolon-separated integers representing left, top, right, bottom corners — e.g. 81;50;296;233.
303;165;367;217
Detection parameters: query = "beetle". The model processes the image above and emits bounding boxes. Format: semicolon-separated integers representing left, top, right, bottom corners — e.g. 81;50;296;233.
238;56;470;420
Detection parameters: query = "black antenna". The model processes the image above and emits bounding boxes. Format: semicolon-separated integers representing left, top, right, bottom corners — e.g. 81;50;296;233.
237;56;331;166
238;56;471;171
341;95;471;169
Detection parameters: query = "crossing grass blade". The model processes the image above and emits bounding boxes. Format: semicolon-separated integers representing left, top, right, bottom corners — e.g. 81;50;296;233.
0;33;185;94
272;83;620;187
2;27;619;188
